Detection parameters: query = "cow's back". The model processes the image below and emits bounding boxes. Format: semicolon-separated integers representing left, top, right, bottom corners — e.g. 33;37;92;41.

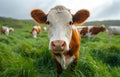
108;26;120;34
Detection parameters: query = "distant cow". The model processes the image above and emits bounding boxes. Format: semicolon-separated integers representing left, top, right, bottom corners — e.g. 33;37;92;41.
107;26;120;36
1;26;14;35
31;5;89;75
77;25;107;38
43;27;47;31
31;26;41;38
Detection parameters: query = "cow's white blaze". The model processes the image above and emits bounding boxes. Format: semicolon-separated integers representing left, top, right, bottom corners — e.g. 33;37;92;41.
47;6;73;51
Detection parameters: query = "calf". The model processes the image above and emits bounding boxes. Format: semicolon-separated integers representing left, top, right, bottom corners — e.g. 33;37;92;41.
31;26;41;38
1;26;14;35
77;25;106;38
31;5;89;75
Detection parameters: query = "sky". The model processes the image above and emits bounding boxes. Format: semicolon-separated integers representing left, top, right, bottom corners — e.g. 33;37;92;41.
0;0;120;21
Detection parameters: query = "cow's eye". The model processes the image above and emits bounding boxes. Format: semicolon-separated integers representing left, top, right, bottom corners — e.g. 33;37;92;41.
46;21;50;25
69;21;73;25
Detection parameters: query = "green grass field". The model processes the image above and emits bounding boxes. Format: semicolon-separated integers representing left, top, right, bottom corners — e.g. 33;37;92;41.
0;25;120;77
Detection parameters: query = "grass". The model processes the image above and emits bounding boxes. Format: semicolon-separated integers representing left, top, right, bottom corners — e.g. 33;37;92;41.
0;26;120;77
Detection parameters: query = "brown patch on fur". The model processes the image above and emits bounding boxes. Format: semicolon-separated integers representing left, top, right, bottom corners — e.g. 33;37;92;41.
69;29;80;57
73;9;90;25
90;26;106;35
80;27;88;36
9;30;12;32
9;29;14;32
31;9;47;24
32;27;41;34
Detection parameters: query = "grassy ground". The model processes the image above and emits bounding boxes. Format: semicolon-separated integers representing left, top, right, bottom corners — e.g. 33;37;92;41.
0;26;120;77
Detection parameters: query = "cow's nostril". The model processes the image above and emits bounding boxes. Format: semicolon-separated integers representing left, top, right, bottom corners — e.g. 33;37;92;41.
51;41;55;47
61;41;66;47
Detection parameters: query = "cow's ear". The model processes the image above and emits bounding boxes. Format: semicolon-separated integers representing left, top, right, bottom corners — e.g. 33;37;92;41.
31;9;47;24
73;9;90;25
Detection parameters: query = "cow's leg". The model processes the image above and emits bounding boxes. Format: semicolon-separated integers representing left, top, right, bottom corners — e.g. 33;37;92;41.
54;58;63;76
87;32;92;39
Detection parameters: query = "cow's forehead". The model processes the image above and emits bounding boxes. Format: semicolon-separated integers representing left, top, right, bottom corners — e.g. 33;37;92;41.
50;5;70;13
47;6;72;23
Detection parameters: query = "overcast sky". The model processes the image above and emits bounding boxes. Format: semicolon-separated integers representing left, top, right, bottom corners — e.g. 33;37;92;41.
0;0;120;21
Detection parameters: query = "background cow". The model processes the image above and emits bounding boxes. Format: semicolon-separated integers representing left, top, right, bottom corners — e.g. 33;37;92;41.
77;25;107;39
43;26;47;31
1;26;14;35
31;5;89;75
31;26;41;38
107;26;120;36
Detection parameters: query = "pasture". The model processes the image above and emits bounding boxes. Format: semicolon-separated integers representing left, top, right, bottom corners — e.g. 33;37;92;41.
0;24;120;77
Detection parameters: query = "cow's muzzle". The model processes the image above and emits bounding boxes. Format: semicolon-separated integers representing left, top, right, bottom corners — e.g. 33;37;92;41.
51;40;66;53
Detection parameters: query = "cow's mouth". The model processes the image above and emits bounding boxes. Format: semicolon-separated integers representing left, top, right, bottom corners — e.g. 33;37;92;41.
52;47;65;53
52;50;64;54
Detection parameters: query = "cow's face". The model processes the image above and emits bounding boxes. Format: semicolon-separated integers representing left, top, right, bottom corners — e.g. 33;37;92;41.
47;7;73;52
31;5;89;53
9;27;14;32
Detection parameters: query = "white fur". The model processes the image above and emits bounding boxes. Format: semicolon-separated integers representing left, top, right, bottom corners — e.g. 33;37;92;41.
87;26;93;39
47;6;73;51
107;26;120;35
77;26;96;38
1;26;14;35
56;54;75;69
32;30;37;38
43;27;47;31
33;26;41;29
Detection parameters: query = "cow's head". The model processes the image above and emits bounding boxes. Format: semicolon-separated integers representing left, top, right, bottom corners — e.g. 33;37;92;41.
9;27;14;32
31;5;89;53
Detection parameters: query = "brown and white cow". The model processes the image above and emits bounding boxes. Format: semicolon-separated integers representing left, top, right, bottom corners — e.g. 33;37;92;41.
77;25;107;39
31;26;41;38
1;26;14;35
31;5;89;75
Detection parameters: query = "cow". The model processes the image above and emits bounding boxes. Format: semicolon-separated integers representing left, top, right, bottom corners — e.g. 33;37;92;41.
1;26;14;35
31;26;41;38
77;25;107;39
43;26;47;31
107;26;120;36
31;5;89;75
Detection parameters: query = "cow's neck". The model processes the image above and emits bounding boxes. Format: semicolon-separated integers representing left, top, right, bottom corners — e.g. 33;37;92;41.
69;27;80;55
